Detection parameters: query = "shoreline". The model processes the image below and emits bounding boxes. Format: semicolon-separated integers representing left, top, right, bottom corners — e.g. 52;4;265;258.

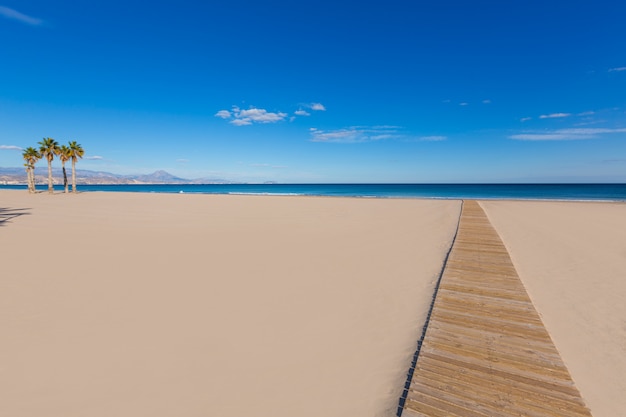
2;186;626;204
2;182;626;203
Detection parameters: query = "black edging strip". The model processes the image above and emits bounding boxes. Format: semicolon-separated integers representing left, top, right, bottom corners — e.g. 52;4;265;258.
395;199;465;416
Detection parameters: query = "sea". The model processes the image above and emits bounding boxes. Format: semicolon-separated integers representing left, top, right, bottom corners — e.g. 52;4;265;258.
2;183;626;201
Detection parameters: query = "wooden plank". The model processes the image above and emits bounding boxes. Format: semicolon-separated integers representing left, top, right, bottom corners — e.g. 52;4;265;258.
401;200;593;417
408;377;589;417
415;361;589;409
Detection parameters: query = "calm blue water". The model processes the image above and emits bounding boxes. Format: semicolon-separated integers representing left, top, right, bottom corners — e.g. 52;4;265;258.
2;183;626;201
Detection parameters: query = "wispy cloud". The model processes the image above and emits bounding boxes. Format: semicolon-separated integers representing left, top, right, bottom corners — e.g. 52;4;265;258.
482;99;491;104
0;6;43;26
510;127;626;141
309;126;440;144
0;145;23;150
417;135;447;142
522;110;599;123
294;109;310;116
176;158;189;164
310;126;401;143
608;67;626;72
559;128;626;135
215;106;288;126
85;155;104;160
510;134;579;141
459;102;469;106
310;103;326;111
539;113;571;119
250;163;287;168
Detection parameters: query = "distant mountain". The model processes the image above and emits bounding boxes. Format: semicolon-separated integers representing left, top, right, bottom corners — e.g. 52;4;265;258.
0;167;236;185
133;170;189;184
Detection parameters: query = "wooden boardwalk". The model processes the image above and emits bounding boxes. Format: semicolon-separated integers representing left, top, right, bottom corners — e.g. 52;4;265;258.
401;201;593;417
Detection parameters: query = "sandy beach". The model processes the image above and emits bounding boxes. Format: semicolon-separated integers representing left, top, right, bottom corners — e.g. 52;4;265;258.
0;190;460;417
2;191;625;417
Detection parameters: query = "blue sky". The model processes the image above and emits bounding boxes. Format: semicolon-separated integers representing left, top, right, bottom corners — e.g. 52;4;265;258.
1;0;625;183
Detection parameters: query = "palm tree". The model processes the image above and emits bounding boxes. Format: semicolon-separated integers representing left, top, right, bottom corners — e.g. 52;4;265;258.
22;147;41;193
22;150;33;193
58;145;71;193
68;141;84;193
22;149;32;193
38;137;59;194
27;147;41;193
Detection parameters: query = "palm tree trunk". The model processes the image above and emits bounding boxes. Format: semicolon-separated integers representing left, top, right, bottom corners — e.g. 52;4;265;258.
71;159;77;193
62;164;68;193
29;167;34;193
47;159;53;194
25;165;31;193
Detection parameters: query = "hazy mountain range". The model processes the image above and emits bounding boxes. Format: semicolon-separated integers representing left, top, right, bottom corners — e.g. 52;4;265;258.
0;167;235;185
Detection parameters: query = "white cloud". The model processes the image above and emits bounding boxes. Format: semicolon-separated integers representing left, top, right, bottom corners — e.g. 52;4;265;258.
509;127;626;141
0;6;42;25
608;67;626;72
218;103;323;125
482;99;491;104
0;145;23;150
230;118;252;126
215;110;231;119
238;108;287;123
539;113;571;119
459;102;469;106
85;155;103;160
215;106;288;125
577;111;595;116
520;117;532;122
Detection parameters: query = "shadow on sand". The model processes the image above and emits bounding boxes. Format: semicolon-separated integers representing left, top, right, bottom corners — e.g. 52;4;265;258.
0;207;31;227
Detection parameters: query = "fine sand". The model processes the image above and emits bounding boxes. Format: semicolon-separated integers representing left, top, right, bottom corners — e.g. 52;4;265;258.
0;190;461;417
2;192;624;417
481;200;626;417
